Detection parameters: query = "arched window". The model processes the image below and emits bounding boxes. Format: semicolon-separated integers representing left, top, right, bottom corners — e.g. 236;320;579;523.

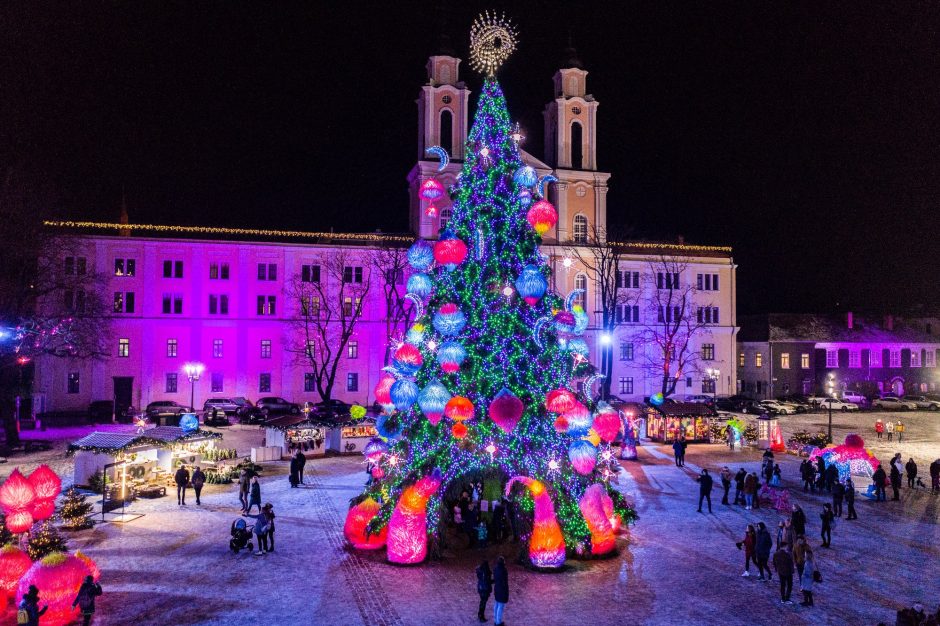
439;109;453;157
570;121;583;170
440;208;453;230
573;214;588;243
574;273;587;307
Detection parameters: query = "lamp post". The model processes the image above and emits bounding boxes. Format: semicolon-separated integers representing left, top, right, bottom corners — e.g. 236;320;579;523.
826;373;836;444
183;362;204;412
706;367;720;403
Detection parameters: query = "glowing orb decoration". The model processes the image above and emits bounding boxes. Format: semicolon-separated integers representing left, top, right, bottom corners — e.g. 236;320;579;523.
424;145;450;172
393;343;424;376
376;413;402;440
526;200;558;236
344;497;387;550
545;388;577;414
518;188;533;208
387;472;442;564
363;438;389;462
505;476;566;568
407;240;435;271
405;323;426;345
30;499;55;522
554;310;576;335
5;510;32;534
0;469;35;512
579;484;617;555
514;265;547;306
390;379;419;412
568;440;598;475
451;422;468;439
418;380;452;425
350;404;367;421
17;552;93;626
513;165;538;187
425;204;438;217
433;303;467;336
571;305;589;335
179;413;199;433
485;442;497;456
436;340;466;374
592;409;621;443
445;396;475;422
433;230;468;270
489;387;524;433
406;273;434;299
419;178;445;201
374;373;396;405
553;415;569;433
650;392;665;406
547;458;561;473
0;545;31;601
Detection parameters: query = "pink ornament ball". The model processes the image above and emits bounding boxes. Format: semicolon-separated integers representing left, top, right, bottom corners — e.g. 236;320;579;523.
0;545;31;601
553;415;569;433
433;234;468;269
17;553;92;626
568;440;597;476
545;388;577;414
592;410;621;443
526;200;558;236
6;510;33;534
343;497;388;550
27;465;62;502
489;388;524;434
29;499;56;522
844;434;865;448
373;373;396;405
0;469;36;513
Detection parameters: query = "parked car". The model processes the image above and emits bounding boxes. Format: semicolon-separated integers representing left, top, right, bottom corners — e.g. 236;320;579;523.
255;396;301;416
145;400;194;418
776;396;810;413
871;397;917;411
806;395;834;407
841;391;868;405
901;395;940;410
684;394;714;404
818;398;860;412
203;398;243;415
311;399;352;420
234;399;266;425
759;400;795;415
714;397;737;412
735;399;764;414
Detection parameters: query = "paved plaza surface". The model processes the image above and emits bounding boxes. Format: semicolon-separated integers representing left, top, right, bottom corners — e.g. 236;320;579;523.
0;411;936;625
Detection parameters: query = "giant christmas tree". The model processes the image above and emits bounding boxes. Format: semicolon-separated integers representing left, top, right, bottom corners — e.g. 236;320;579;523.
344;13;635;569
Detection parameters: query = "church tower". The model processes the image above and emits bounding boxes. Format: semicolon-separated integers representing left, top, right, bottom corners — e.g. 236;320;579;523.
542;45;610;243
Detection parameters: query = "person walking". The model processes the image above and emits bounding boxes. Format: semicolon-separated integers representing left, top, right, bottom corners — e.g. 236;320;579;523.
755;522;773;581
191;466;206;505
246;476;262;514
905;458;918;489
831;480;845;517
872;464;887;502
772;545;795;604
262;503;276;552
791;504;806;537
72;575;103;626
727;426;736;451
733;468;746;505
819;503;834;548
17;585;48;626
845;477;857;520
743;472;758;510
464;501;479;548
238;469;250;513
720;467;733;505
174;465;190;506
672;437;687;467
890;462;902;501
252;511;269;556
885;419;895;442
875;418;884;439
476;560;493;622
763;460;774;486
799;549;817;607
896;420;905;443
493;556;509;626
289;454;299;488
771;463;782;487
891;453;904;477
295;450;307;485
738;524;756;577
931;459;940;492
793;536;808;580
824;463;838;493
696;469;714;513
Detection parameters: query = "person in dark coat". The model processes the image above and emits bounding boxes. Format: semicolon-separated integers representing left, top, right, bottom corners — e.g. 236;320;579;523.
890;463;902;501
672;439;684;467
493;556;509;626
238;469;250;513
505;497;519;542
191;466;206;505
72;575;103;626
696;469;714;513
262;503;276;552
733;468;746;505
476;560;493;623
831;480;845;517
18;585;47;626
755;522;773;580
763;460;774;486
174;465;190;505
719;467;732;505
820;503;834;547
490;501;506;543
772;546;795;604
844;477;857;520
930;459;940;492
800;460;814;492
824;463;839;493
905;458;918;489
791;504;806;537
816;457;826;490
252;512;269;555
464;501;479;548
872;464;887;502
295;450;307;484
246;476;262;514
289;455;299;488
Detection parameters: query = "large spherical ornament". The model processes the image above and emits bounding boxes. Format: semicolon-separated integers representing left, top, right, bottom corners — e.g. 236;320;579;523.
554;310;576;335
433;230;468;270
406;273;434;299
489;388;524;433
571;305;589;335
374;373;396;405
527;200;558;236
5;510;33;534
0;545;31;600
517;188;532;208
390;379;419;412
0;468;35;512
407;240;435;271
419;178;445;201
344;497;388;550
405;323;426;345
564;401;594;436
28;465;61;502
418;380;452;425
445;396;475;422
592;409;621;443
567;338;589;358
553;415;569;433
363;438;389;462
30;499;56;522
514;265;547;306
376;413;402;440
513;165;538;188
650;392;665;407
393;343;424;376
545;388;577;414
451;422;469;439
179;413;199;433
18;553;92;626
74;552;100;583
433;303;467;336
436;340;467;374
568;440;598;476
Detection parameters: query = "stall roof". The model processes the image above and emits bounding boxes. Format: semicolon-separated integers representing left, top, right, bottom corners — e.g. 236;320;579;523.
68;427;221;454
70;432;140;451
264;414;376;431
651;402;718;417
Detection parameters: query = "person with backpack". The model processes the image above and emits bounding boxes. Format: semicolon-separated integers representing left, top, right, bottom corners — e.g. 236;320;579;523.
755;522;773;581
493;556;509;626
820;503;834;548
476;560;493;622
191;466;206;505
246;476;262;514
896;420;905;442
696;469;713;513
17;585;47;626
174;465;190;506
72;575;103;626
672;438;684;467
800;460;816;493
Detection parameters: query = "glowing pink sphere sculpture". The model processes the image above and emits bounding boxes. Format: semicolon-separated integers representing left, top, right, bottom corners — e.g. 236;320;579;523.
592;409;621;443
0;545;31;601
545;388;576;414
526;200;558;236
17;553;95;626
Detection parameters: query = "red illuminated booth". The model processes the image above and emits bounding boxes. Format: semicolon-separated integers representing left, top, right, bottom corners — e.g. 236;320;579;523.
645;402;717;443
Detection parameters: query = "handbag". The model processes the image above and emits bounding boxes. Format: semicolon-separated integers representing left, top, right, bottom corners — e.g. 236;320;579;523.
812;569;822;583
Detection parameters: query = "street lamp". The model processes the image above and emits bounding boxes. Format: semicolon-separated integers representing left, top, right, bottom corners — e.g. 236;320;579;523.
706;368;720;403
826;373;836;443
183;362;204;411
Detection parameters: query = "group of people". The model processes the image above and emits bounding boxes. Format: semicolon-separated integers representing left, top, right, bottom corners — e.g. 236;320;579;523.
173;464;206;506
288;450;307;488
475;557;509;624
799;458;857;519
238;468;263;515
873;418;905;442
871;453;939;502
455;482;518;549
17;577;103;626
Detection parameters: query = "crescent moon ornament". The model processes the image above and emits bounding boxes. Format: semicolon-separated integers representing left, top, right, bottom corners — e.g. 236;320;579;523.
532;315;552;349
404;294;425;319
584;374;605;401
425;146;449;172
565;289;585;312
537;175;558;198
475;228;486;260
469;11;518;76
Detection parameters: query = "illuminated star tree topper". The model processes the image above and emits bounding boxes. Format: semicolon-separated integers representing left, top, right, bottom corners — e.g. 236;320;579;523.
469;11;518;76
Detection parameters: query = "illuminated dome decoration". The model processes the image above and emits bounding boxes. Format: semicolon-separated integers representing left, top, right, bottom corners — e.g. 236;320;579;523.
517;188;532;208
179;413;199;433
545;388;577;414
513;165;537;187
469;11;518;76
376;413;403;440
526;200;558;236
419;178;445;201
344;497;388;550
17;552;94;626
407;273;434;299
28;465;61;502
650;392;665;407
363;438;389;462
433;230;468;270
393;343;424;376
809;433;879;480
514;265;547;305
568;440;598;475
433;303;467;336
489;388;524;433
0;469;36;527
374;373;396;411
571;305;589;335
407;240;435;271
554;310;576;335
418;380;452;425
390;379;419;412
405;323;426;345
445;396;475;423
436;340;466;374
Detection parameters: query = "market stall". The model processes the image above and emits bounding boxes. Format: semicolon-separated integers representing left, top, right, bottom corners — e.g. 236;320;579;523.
264;415;329;459
645;402;717;443
327;420;378;454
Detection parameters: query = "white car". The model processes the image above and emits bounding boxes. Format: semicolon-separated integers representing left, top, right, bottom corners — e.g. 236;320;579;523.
806;395;833;406
759;400;795;415
871;397;918;411
818;398;860;412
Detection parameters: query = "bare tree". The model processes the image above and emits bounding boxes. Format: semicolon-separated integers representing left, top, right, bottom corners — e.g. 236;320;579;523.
285;249;373;402
371;243;414;365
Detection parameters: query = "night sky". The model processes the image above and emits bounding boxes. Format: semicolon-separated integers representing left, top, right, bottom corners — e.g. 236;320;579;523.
3;2;939;315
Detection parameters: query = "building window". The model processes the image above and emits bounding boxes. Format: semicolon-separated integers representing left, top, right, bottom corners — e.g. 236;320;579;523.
739;352;745;367
167;339;178;358
209;294;229;315
686;376;693;388
65;256;87;275
118;338;129;358
574;274;587;307
440;208;453;229
910;350;921;367
165;373;178;393
658;306;682;323
211;373;223;393
702;343;715;361
114;258;136;277
620;342;634;361
213;339;223;358
780;353;790;369
696;273;719;291
755;352;763;368
826;350;838;368
305;340;315;358
257;295;276;316
163;260;183;278
260;340;271;359
257;263;277;281
113;292;135;314
302;295;320;319
616;304;640;324
259;373;272;393
926;350;936;368
617;270;640;289
343;297;353;317
347;373;359;392
696;307;720;324
657;272;680;290
209;262;230;280
348;341;359;359
702;378;716;393
849;350;861;368
801;353;810;369
343;266;364;284
304;373;316;392
619;377;634;394
64;289;87;314
67;372;80;394
889;349;900;368
162;294;183;315
301;264;321;283
573;215;588;243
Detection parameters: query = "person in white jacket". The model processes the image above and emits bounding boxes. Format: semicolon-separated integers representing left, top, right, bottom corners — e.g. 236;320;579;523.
885;420;895;442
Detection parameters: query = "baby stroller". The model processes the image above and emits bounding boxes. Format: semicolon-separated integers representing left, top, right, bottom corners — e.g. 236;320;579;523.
230;518;254;554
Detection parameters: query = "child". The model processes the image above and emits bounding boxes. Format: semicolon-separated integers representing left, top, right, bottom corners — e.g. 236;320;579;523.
476;521;489;549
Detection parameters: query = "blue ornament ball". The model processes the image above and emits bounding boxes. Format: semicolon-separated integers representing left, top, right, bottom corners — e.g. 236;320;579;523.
513;165;538;188
407;240;435;271
407;272;434;299
376;413;403;439
179;413;199;433
390;379;419;411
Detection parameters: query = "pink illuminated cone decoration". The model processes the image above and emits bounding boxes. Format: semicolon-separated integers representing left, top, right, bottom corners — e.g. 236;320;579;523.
343;497;388;550
506;476;565;568
578;484;617;555
386;472;442;564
